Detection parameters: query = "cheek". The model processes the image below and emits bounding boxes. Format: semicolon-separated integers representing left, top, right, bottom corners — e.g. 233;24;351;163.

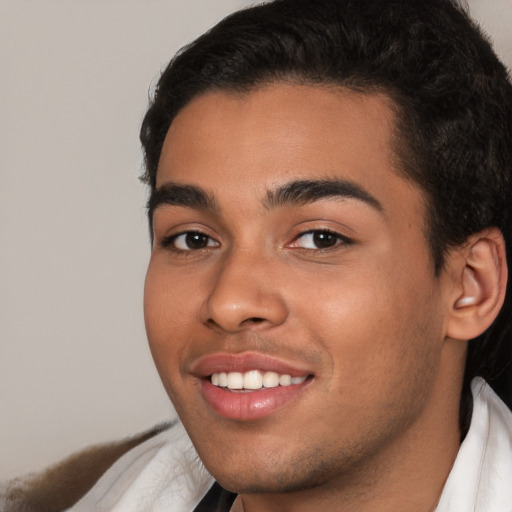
143;260;198;371
291;261;441;392
143;261;206;415
145;254;203;323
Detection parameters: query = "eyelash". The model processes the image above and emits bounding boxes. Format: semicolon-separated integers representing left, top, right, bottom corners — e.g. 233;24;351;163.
161;231;219;252
290;229;354;251
160;229;353;253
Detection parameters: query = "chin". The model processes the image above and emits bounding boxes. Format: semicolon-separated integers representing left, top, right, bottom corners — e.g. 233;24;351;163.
199;443;356;496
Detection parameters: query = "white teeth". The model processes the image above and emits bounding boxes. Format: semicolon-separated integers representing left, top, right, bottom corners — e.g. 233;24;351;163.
262;371;279;388
210;370;308;390
243;370;263;390
218;372;228;387
279;374;292;386
227;372;244;389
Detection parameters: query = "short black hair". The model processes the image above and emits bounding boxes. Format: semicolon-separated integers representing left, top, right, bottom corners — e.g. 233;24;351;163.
140;0;512;406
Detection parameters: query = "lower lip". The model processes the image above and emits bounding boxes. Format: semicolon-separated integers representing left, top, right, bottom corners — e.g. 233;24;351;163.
201;379;311;421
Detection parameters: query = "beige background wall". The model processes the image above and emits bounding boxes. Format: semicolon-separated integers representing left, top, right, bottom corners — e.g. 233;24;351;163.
1;0;511;481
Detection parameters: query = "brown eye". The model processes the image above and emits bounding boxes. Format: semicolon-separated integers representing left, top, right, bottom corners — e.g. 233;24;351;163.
312;231;339;249
290;230;353;250
170;232;218;251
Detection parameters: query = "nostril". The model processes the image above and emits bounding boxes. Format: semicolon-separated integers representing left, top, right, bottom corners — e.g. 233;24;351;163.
245;317;265;324
206;318;220;329
204;316;265;332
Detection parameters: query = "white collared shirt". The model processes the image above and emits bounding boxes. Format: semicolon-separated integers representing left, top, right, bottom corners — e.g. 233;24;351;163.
435;378;512;512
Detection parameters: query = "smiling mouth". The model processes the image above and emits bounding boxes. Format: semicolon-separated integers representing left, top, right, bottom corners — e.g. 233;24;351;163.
210;370;308;391
193;352;315;419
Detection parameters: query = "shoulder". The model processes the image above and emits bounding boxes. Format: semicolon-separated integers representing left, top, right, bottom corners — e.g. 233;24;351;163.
63;420;214;512
436;378;512;511
0;422;173;512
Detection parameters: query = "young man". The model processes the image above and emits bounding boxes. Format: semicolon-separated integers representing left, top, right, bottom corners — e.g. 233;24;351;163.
3;0;511;511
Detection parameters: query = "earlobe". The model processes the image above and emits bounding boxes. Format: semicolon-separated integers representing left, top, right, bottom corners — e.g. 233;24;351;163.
446;228;508;341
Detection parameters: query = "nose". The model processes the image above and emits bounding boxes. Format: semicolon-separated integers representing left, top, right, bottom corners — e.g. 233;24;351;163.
200;250;288;333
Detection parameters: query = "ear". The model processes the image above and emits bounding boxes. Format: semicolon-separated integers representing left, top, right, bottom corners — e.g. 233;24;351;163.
446;227;508;341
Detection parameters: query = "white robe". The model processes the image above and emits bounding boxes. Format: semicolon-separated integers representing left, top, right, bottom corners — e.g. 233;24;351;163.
67;377;512;512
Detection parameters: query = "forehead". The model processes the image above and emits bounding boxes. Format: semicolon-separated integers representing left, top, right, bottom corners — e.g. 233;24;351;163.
156;84;424;222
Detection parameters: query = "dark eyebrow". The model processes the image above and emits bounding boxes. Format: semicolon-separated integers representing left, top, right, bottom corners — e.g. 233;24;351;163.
265;179;383;211
148;182;218;218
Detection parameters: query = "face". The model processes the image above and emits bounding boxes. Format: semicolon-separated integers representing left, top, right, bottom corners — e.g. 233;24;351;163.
144;84;455;494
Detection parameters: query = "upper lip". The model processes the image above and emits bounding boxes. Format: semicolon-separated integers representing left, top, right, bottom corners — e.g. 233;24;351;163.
191;351;314;378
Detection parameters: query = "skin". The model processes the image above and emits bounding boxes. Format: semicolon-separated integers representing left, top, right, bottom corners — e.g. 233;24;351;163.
144;84;468;512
